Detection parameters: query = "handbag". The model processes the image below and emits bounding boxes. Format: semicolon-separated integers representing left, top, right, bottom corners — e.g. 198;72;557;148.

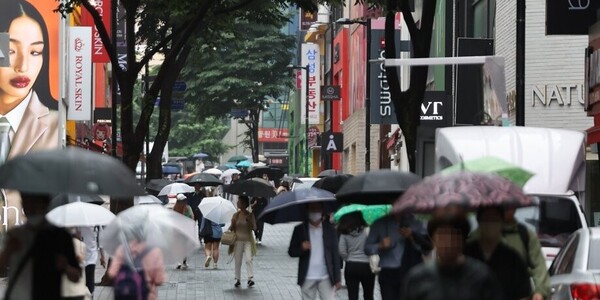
221;230;237;246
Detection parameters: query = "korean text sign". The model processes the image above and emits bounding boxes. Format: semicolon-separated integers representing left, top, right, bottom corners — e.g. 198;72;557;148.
301;43;320;125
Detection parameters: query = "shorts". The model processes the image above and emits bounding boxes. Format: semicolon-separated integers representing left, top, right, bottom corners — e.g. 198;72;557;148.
203;236;221;243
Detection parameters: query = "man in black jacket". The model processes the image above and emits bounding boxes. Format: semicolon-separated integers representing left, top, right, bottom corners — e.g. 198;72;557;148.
288;202;341;300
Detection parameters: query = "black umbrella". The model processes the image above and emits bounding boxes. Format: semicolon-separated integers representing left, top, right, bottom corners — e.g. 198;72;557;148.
258;188;337;224
313;174;354;194
184;173;223;186
223;178;276;198
0;147;146;197
318;169;343;178
145;179;173;192
243;167;284;181
282;176;303;184
336;170;422;205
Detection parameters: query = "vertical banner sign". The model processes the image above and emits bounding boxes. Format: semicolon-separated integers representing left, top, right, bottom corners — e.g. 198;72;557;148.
370;29;401;124
80;0;111;62
301;43;320;125
68;26;93;120
299;9;317;31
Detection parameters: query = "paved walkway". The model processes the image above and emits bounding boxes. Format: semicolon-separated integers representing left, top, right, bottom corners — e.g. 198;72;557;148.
93;223;381;299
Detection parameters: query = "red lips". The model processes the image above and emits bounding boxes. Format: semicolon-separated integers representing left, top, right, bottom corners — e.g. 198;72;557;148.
9;76;31;89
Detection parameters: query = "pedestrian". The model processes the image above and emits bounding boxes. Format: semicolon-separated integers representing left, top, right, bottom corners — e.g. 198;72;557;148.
228;196;257;288
276;181;290;195
62;229;92;300
0;193;81;300
288;202;341;300
337;212;375;300
199;216;224;269
502;207;551;300
401;214;503;300
465;206;531;300
364;213;431;300
77;226;106;296
251;197;268;244
173;193;194;270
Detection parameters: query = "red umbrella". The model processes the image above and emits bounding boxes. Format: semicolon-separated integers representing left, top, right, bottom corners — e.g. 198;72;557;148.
393;172;535;214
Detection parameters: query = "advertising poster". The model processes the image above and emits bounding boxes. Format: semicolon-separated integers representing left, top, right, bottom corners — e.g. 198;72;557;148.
0;0;61;231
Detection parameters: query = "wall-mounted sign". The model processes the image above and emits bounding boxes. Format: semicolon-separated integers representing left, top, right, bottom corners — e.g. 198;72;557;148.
321;132;343;152
420;91;451;128
68;26;93;121
546;0;600;35
307;126;320;148
321;85;341;100
531;84;585;106
301;43;320;125
299;9;317;31
80;0;112;63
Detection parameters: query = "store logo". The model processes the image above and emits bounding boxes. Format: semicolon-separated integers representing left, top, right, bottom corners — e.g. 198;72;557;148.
420;101;444;121
74;37;84;52
568;0;590;10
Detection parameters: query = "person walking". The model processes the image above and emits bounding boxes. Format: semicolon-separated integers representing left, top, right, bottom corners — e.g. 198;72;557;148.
186;184;206;239
338;212;375;300
62;229;92;300
276;181;290;195
288;202;341;300
173;193;194;270
199;217;224;269
77;226;106;296
465;206;531;300
229;196;257;288
251;197;268;245
502;207;551;300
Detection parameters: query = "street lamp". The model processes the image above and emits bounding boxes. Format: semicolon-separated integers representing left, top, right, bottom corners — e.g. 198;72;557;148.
336;17;371;171
288;63;310;177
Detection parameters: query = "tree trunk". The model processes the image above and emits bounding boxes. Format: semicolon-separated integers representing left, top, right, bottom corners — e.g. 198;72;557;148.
252;110;260;163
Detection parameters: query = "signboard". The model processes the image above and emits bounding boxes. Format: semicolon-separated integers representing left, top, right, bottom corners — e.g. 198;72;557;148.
546;0;600;35
321;132;343;152
68;26;93;121
80;0;111;63
173;81;187;92
299;9;317;31
230;108;249;118
301;43;321;125
307;126;320;148
420;91;451;128
258;128;289;143
94;108;112;123
321;85;341;100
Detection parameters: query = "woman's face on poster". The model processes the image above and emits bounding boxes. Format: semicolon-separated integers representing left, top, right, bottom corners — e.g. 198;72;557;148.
0;16;44;104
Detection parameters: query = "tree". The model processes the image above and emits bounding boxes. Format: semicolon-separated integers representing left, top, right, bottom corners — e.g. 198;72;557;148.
360;0;437;172
168;115;230;159
57;0;336;179
181;21;295;162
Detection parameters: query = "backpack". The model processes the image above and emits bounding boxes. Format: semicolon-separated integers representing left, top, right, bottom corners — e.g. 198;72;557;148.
114;247;153;300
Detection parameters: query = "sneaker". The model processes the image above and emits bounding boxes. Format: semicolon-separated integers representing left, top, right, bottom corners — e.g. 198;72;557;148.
234;280;241;288
213;263;218;269
257;241;262;245
204;256;212;268
248;279;255;287
176;264;182;270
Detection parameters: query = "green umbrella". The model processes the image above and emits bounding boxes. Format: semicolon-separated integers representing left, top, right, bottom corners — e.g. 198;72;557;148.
440;156;534;188
228;155;249;163
334;204;392;225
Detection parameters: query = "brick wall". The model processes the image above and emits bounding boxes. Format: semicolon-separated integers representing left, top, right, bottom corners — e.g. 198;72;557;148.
341;108;381;174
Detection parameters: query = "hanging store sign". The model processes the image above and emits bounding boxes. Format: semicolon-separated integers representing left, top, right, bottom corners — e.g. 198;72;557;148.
301;43;320;125
68;26;93;121
546;0;600;35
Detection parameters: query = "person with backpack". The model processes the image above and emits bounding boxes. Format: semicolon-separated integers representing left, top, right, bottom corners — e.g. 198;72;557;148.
338;212;375;300
502;208;551;300
107;227;166;300
199;216;224;269
173;194;194;270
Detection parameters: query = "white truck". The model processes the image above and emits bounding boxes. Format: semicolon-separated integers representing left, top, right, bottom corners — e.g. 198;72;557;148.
436;126;588;267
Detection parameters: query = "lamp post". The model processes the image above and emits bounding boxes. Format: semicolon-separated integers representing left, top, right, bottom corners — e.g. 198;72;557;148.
288;64;310;176
336;18;371;171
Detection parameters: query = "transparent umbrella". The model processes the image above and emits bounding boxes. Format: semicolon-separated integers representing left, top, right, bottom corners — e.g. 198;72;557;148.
100;205;199;265
158;183;194;196
198;196;236;224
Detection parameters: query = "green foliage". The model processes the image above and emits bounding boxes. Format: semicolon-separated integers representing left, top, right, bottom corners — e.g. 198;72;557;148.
167;115;231;158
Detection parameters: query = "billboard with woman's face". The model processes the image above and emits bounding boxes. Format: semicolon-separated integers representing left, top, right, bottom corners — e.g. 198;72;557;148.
0;0;60;230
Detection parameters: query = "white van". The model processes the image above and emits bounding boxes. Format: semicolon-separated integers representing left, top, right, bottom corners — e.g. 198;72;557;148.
436;126;588;267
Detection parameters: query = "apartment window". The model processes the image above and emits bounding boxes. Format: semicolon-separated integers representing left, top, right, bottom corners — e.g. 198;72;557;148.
473;0;495;39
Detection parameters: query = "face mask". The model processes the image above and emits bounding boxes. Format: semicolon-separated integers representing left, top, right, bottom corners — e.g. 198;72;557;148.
308;212;322;222
479;222;503;240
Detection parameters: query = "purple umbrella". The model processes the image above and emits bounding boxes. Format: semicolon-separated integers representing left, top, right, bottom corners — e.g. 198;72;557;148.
393;172;535;214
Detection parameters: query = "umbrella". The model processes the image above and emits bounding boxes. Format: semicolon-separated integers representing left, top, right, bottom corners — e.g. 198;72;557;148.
313;174;354;194
282;176;303;184
184;173;222;186
393;172;535;214
334;204;391;225
100;205;199;265
198;196;236;224
193;152;209;159
440;156;534;188
134;195;163;205
162;165;181;174
225;163;237;169
222;169;242;178
318;169;343;178
49;194;105;210
223;178;275;198
0;147;145;197
145;179;172;192
236;160;252;168
258;188;337;224
203;168;223;176
158;183;194;196
251;162;267;168
228;155;249;163
243;167;284;180
46;202;115;227
336;170;422;205
216;165;230;171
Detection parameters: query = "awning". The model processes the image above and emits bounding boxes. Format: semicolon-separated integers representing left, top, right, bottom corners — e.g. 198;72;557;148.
586;115;600;145
385;128;401;150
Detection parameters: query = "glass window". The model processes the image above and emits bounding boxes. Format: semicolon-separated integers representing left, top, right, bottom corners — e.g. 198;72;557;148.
588;238;600;270
473;0;488;38
555;234;579;274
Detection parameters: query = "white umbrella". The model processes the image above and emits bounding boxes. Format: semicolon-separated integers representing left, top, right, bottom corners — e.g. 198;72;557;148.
221;169;241;178
158;183;194;196
46;202;115;227
251;162;267;168
198;196;236;224
100;205;199;265
134;195;163;205
203;168;223;176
